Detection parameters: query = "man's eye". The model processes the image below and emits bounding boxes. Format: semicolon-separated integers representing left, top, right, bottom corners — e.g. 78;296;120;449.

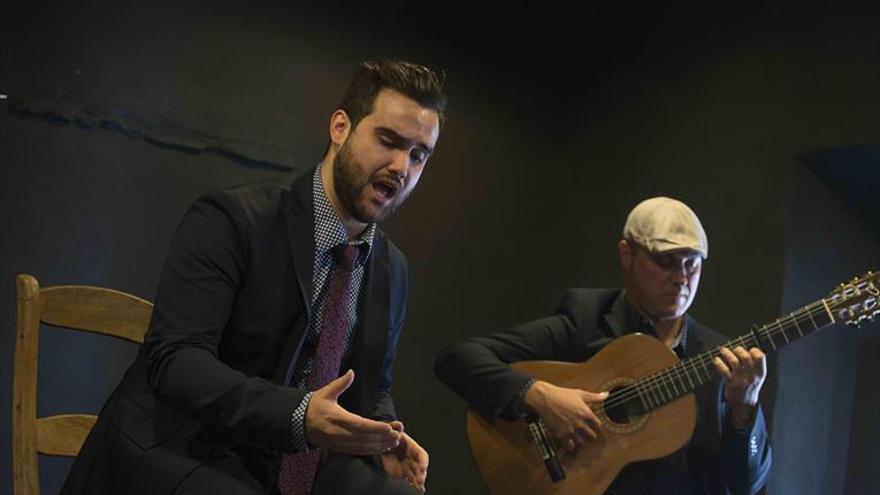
410;149;427;164
656;256;676;268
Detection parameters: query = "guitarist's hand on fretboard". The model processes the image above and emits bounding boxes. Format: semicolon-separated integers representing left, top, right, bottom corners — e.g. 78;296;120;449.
523;380;609;449
713;345;768;429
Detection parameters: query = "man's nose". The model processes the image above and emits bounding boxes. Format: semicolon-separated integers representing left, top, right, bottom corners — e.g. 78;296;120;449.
670;264;688;283
386;150;409;180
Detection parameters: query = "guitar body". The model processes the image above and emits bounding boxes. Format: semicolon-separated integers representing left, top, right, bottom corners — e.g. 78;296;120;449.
466;333;698;495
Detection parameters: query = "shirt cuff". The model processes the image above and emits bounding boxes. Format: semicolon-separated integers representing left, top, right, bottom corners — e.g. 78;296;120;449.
503;378;536;418
288;391;314;452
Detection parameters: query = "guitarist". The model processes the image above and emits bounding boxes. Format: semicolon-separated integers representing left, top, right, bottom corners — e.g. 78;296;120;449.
435;197;772;494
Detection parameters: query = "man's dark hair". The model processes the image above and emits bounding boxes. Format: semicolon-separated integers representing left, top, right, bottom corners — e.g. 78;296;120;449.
337;59;447;129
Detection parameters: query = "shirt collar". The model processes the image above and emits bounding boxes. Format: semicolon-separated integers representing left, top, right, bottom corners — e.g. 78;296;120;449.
619;290;688;351
312;167;375;264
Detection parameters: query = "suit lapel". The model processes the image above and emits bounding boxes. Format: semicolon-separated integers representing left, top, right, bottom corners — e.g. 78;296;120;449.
602;292;629;339
681;315;703;358
273;169;316;384
283;169;316;318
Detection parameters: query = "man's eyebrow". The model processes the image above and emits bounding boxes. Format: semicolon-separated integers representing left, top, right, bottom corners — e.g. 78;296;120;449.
376;127;434;154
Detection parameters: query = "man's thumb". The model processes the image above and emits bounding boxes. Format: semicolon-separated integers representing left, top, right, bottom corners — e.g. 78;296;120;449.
323;369;355;400
585;390;609;402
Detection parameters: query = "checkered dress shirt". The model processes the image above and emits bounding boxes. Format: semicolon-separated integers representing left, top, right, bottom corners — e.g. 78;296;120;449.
286;167;375;452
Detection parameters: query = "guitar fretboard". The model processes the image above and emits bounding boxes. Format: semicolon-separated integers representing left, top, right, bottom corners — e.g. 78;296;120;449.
630;299;836;413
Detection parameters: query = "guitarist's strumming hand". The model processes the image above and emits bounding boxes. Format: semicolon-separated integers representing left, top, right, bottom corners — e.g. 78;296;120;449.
523;380;609;450
713;346;767;429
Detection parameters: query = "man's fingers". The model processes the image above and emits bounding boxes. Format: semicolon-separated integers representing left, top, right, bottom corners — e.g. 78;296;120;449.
583;407;603;429
578;390;605;432
408;475;426;493
331;433;400;454
336;429;400;452
733;346;752;371
333;407;398;434
574;423;598;442
414;469;428;490
582;390;609;402
557;422;597;447
416;449;429;469
750;348;767;375
307;389;404;454
407;433;429;469
325;409;402;453
716;346;769;384
719;347;740;369
712;356;732;380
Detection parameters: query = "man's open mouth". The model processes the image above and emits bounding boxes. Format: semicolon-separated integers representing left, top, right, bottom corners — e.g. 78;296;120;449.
372;179;399;200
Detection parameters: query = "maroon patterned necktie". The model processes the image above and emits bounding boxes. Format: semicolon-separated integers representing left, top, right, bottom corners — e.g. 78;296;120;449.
278;244;360;495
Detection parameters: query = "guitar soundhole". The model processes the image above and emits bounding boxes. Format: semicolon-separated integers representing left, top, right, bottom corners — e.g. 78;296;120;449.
604;385;645;425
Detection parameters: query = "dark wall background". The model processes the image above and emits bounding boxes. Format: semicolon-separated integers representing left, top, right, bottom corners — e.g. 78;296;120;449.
771;157;880;494
1;2;878;494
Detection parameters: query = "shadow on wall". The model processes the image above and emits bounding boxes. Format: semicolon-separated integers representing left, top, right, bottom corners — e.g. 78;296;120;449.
769;145;880;495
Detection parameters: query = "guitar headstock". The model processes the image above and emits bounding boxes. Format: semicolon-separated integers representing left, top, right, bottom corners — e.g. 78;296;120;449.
828;271;880;327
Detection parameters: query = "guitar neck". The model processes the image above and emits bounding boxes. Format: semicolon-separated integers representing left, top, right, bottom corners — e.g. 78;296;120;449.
633;298;837;413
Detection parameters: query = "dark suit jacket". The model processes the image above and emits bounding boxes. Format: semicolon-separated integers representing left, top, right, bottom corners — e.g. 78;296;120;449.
62;168;410;495
435;288;771;495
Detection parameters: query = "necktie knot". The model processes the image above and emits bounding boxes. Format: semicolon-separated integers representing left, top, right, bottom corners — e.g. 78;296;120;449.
332;243;360;272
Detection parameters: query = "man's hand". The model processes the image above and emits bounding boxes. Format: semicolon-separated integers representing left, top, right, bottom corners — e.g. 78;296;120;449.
305;370;402;454
713;346;767;429
523;380;608;450
380;426;429;492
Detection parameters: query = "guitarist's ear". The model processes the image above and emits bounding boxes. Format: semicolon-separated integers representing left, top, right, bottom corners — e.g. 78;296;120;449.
619;239;634;274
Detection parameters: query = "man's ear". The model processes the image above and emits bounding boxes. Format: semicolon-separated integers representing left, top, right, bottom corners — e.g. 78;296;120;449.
329;110;352;147
618;239;633;272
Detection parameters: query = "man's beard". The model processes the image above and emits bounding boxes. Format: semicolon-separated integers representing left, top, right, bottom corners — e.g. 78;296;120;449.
333;140;407;224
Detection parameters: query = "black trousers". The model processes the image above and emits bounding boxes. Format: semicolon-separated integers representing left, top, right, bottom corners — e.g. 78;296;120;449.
172;450;420;495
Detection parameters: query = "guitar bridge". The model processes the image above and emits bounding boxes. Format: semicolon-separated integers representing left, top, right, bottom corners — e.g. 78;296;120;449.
527;417;566;483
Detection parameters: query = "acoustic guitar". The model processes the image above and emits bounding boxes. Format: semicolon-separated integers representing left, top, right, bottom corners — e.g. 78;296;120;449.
466;272;879;495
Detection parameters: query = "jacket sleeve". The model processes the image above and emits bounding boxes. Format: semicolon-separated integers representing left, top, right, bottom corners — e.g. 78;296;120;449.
434;289;606;419
142;191;305;444
717;396;773;495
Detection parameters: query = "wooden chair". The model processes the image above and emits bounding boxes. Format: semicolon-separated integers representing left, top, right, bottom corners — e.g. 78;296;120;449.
12;273;153;495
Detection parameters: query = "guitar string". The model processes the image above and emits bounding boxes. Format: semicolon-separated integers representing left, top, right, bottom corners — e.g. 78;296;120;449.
640;299;832;394
598;300;828;410
593;300;832;411
595;305;820;411
596;300;829;411
582;276;877;411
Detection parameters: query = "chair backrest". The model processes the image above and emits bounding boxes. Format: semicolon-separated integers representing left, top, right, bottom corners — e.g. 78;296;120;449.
12;273;153;495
